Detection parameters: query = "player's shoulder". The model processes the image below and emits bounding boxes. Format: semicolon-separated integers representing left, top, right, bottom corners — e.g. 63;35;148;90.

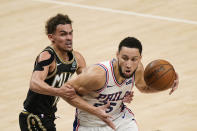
73;50;85;62
73;50;83;58
37;50;54;61
86;65;106;77
81;65;106;88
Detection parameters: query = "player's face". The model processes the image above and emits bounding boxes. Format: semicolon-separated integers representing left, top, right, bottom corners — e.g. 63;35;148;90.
117;47;141;78
50;24;73;52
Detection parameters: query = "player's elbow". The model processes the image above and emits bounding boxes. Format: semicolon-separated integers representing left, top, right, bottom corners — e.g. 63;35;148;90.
29;77;40;92
136;84;150;93
136;84;158;93
62;93;79;106
137;86;147;93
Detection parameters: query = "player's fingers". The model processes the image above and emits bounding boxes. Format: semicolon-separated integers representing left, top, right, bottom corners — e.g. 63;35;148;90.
169;82;177;95
127;91;134;98
174;72;179;88
103;118;115;130
130;91;134;96
169;88;174;95
174;80;179;88
123;97;132;103
175;72;179;80
103;113;113;119
169;85;174;95
127;92;134;101
122;97;128;103
66;86;75;92
64;87;76;98
62;83;72;89
102;101;110;110
169;74;179;95
169;85;175;95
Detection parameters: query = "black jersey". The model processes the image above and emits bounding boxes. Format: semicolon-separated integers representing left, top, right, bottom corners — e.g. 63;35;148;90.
23;46;78;115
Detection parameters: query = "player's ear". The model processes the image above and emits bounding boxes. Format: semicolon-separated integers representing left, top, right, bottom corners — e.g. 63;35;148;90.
48;34;55;43
139;55;142;60
116;51;119;58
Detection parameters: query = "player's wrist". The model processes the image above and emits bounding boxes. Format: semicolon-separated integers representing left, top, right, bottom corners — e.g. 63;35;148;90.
54;88;63;97
90;106;100;116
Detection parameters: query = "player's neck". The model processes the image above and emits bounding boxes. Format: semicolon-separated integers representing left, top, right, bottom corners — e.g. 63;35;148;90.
113;61;126;84
51;44;69;61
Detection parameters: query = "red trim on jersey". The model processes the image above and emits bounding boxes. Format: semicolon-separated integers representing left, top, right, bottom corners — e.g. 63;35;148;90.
134;119;139;131
75;119;80;131
126;107;135;116
110;60;126;87
95;63;109;93
124;107;139;130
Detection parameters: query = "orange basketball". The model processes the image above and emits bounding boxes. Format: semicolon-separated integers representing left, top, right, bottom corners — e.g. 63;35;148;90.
144;59;176;91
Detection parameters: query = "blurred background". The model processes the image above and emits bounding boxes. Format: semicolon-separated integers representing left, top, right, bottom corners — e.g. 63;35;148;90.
1;0;197;130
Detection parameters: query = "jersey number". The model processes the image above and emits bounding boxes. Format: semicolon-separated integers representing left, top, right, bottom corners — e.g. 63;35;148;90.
94;101;117;113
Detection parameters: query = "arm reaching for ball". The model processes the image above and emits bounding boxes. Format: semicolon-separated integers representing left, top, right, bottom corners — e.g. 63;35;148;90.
135;61;179;94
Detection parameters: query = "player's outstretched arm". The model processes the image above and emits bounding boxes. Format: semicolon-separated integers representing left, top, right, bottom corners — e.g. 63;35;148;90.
60;66;116;130
135;62;160;93
135;62;179;94
61;87;115;130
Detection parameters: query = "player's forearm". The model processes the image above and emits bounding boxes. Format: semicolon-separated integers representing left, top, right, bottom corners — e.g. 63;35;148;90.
62;95;98;116
135;63;160;93
136;79;161;93
30;79;60;96
136;84;159;93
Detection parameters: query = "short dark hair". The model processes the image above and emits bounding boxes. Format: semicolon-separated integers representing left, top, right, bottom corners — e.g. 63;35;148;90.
118;37;142;55
45;13;72;35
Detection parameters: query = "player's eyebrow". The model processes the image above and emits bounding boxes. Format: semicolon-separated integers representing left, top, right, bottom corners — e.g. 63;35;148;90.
60;30;73;33
122;55;139;58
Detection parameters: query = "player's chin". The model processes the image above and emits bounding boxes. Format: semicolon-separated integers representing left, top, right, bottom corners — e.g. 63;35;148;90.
123;73;132;79
65;48;73;52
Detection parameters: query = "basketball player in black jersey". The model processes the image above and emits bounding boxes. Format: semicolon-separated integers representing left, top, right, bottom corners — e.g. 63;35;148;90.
19;14;115;131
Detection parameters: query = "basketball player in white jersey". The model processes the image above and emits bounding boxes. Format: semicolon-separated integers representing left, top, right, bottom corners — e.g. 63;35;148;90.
62;37;179;131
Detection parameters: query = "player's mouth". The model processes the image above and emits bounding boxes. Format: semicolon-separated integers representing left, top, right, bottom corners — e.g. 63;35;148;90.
125;70;131;75
65;41;72;48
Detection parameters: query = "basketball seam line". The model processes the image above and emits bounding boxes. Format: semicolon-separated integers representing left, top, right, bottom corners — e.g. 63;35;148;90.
145;63;172;84
149;67;174;86
160;68;175;90
146;64;172;70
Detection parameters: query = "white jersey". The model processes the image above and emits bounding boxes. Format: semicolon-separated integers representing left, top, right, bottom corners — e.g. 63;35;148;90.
75;59;135;127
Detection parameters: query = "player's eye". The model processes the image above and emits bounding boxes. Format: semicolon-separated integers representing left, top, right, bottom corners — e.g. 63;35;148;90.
122;56;128;61
60;33;66;36
131;58;137;61
69;31;73;35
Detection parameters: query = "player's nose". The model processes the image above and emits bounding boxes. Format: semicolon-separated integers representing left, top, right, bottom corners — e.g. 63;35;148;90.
68;34;73;39
126;60;132;68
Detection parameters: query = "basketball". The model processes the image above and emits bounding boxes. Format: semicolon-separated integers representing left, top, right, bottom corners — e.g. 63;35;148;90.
144;59;176;91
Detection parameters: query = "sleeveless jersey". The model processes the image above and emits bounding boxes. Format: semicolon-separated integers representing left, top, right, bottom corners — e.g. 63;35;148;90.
76;59;135;126
23;46;78;115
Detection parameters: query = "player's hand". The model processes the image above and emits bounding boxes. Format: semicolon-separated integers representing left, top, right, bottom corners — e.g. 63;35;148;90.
169;72;179;95
123;91;134;103
95;101;115;130
59;84;76;99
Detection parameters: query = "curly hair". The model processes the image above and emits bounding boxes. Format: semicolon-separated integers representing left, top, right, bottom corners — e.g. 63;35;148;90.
45;13;72;35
